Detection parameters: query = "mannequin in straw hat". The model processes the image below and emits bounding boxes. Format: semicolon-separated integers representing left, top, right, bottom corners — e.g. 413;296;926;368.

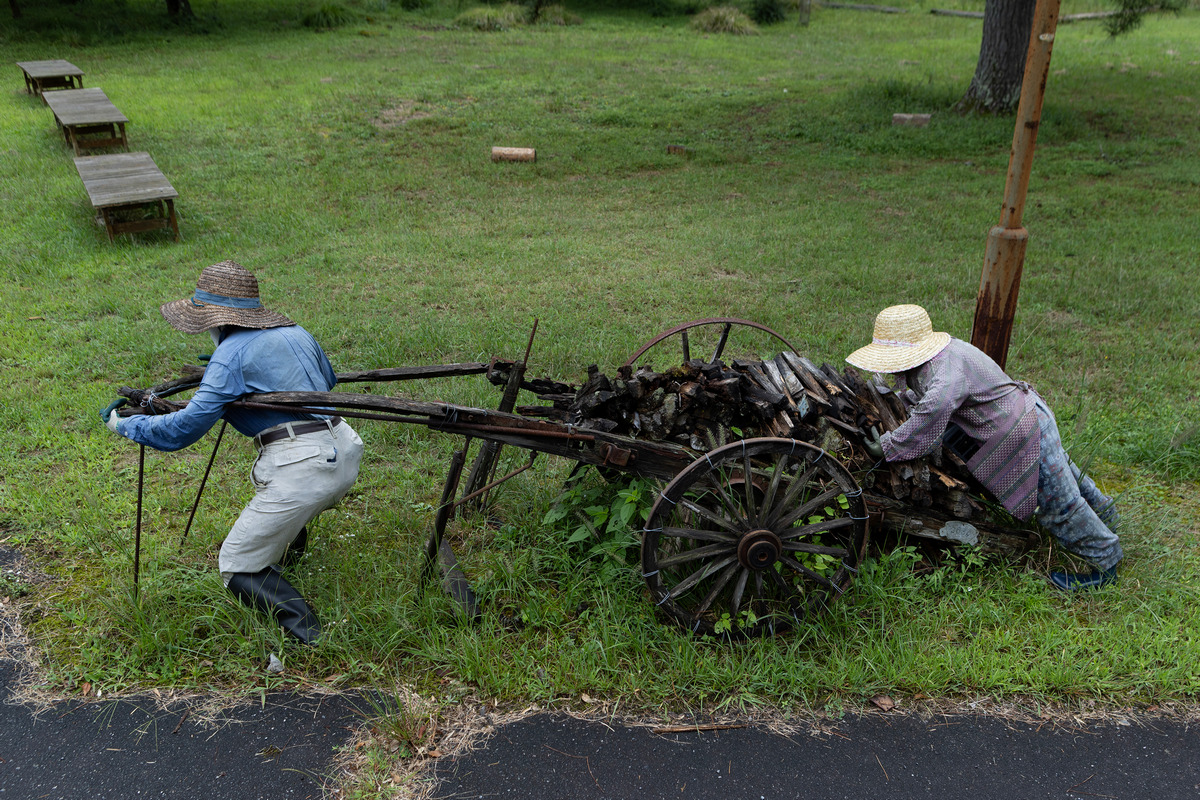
846;305;1121;591
102;260;364;643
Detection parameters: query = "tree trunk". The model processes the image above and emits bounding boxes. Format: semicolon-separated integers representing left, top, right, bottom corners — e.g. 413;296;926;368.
166;0;194;18
9;0;20;20
956;0;1038;114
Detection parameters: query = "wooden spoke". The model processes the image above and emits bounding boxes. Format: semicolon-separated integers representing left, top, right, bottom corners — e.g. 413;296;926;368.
655;542;736;569
710;322;733;364
741;446;758;524
665;555;739;600
729;568;750;620
781;541;850;557
692;561;741;619
779;516;856;541
677;496;741;534
778;554;839;593
762;461;822;527
759;452;789;526
662;526;738;543
706;476;750;529
775;485;847;530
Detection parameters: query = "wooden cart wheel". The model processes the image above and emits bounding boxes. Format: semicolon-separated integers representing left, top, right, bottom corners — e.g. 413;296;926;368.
641;437;868;637
622;318;802;370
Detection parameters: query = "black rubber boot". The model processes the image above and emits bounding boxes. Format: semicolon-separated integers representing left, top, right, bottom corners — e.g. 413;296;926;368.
227;567;322;645
281;526;308;568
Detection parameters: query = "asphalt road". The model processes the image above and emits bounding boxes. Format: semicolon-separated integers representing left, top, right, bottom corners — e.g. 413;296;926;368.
431;712;1200;800
0;656;360;800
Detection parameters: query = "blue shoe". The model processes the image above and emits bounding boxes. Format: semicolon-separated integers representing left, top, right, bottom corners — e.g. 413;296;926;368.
1049;566;1118;591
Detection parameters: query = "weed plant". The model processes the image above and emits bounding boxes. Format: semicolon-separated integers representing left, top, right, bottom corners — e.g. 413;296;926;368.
751;0;788;25
0;0;1198;721
302;2;357;28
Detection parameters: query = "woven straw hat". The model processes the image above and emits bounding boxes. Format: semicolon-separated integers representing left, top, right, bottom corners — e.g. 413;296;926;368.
159;261;294;334
845;304;951;373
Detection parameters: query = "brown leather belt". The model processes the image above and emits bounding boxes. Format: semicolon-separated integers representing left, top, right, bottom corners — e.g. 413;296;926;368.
255;417;342;447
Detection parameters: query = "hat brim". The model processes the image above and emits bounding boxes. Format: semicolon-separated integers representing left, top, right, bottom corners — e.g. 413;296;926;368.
159;298;294;334
846;331;951;373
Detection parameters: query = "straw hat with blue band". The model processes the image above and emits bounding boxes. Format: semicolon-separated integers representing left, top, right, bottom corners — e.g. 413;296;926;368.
159;260;294;334
845;304;951;374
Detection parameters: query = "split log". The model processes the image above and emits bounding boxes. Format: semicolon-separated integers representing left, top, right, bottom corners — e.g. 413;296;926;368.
491;146;536;162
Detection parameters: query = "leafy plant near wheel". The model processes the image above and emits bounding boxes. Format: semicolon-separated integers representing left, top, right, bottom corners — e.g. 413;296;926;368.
543;472;657;586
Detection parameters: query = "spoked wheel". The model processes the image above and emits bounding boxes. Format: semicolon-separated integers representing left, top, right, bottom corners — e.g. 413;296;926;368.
641;437;869;637
622;318;801;370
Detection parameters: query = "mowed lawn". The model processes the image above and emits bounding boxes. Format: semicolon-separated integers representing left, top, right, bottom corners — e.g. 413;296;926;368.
1;0;1198;719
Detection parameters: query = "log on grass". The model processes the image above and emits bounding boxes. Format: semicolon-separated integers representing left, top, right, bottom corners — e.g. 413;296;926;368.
491;146;536;162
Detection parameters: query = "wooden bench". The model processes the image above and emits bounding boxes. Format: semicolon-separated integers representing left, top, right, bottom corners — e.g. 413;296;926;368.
73;152;180;242
43;88;129;156
16;59;84;98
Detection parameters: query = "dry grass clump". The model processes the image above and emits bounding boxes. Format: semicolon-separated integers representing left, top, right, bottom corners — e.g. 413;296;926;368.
690;5;759;34
454;2;528;30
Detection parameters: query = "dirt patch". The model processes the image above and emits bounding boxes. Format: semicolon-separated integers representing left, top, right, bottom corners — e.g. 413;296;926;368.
374;101;434;129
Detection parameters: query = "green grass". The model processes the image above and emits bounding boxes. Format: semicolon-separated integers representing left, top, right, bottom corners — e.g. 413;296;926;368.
1;0;1198;726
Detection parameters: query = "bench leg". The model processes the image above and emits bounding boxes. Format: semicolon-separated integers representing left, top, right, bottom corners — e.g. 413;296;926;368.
166;199;180;242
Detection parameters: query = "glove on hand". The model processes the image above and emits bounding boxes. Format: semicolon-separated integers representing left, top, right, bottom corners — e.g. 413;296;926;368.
100;399;126;436
864;425;884;460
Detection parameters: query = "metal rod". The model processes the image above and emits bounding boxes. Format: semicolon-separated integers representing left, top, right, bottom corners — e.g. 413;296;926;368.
711;322;732;364
134;443;145;598
453;452;538;509
422;446;468;586
440;422;594;441
522;317;539;366
181;420;226;544
233;401;598;442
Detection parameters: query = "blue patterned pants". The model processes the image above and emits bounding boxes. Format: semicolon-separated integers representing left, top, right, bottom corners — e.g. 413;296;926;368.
1034;398;1123;571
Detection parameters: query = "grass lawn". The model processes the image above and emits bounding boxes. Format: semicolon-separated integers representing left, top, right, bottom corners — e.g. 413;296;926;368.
1;0;1198;779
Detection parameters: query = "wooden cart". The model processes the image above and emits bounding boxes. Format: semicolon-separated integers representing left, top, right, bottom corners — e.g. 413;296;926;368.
121;320;1028;637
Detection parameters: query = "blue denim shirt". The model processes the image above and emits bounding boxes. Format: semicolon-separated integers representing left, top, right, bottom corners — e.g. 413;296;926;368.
120;325;338;452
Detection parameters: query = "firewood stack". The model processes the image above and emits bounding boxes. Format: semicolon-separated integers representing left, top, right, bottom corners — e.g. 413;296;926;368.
512;353;1035;556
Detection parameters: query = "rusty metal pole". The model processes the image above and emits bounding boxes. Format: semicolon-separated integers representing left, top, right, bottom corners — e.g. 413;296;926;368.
970;0;1061;369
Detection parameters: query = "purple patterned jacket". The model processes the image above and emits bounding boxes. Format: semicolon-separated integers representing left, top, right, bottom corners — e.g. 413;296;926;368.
879;338;1041;520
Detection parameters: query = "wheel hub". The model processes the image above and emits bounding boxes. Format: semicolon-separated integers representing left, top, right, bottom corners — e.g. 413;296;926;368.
737;529;782;571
